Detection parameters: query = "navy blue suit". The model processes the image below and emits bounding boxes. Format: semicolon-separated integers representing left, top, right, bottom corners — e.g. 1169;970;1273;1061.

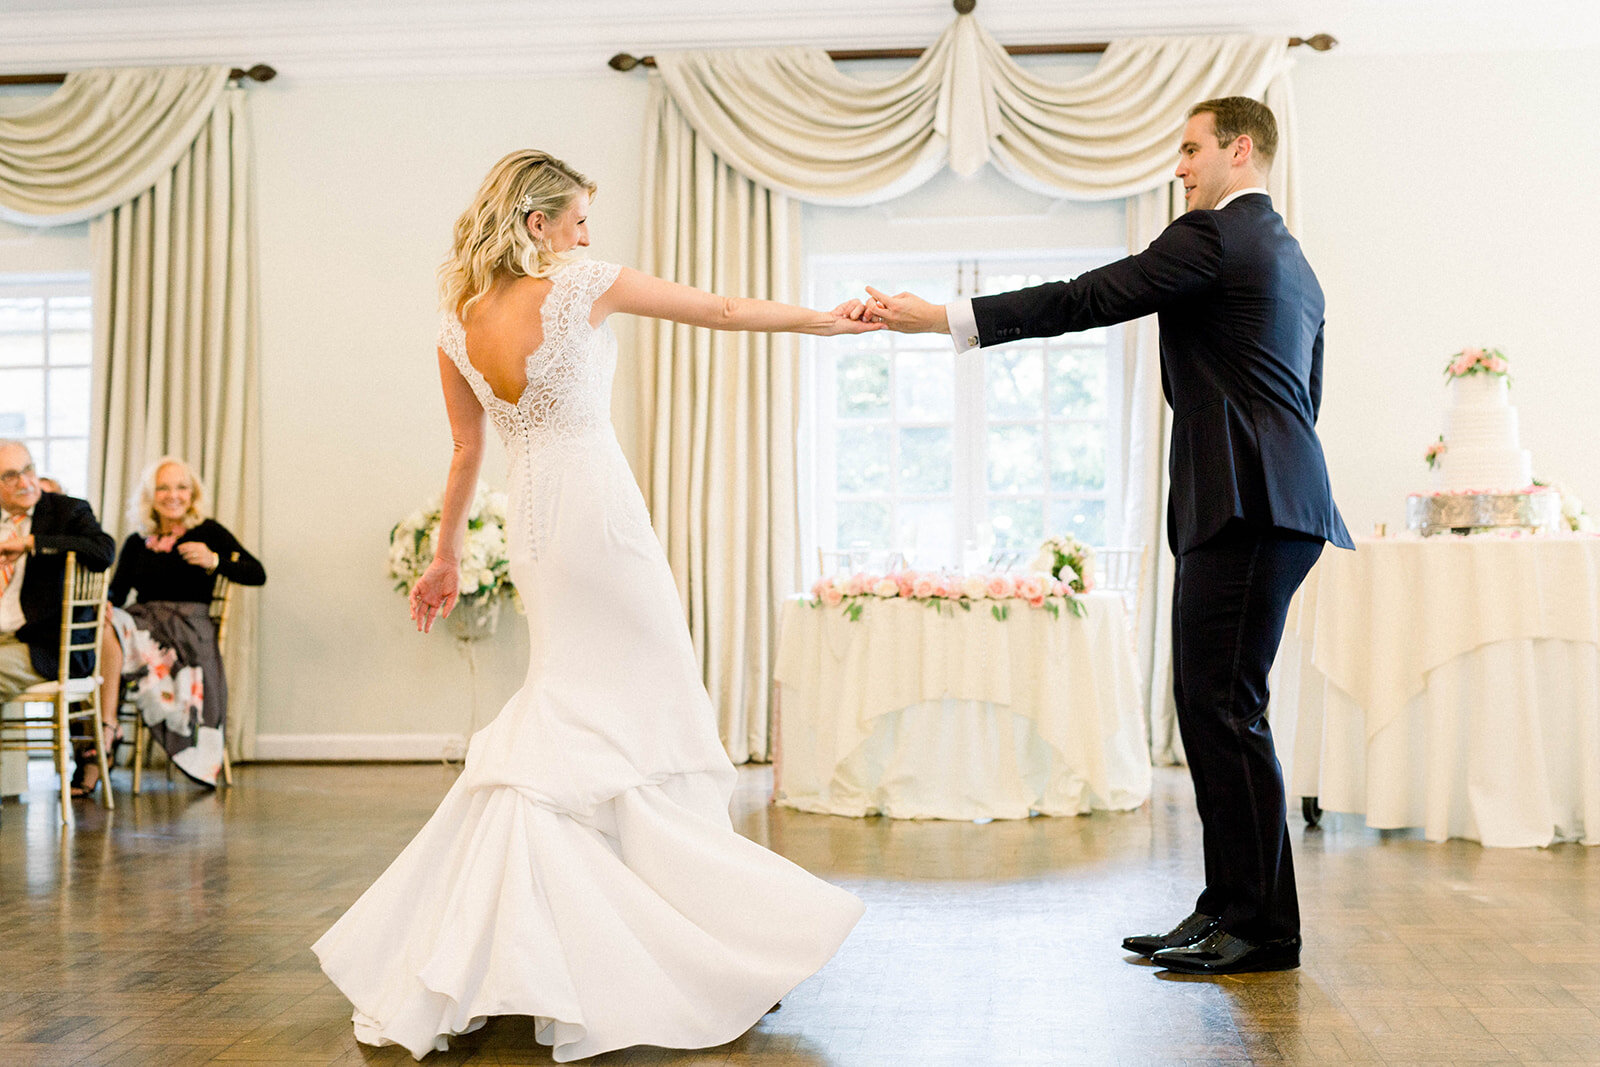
972;193;1349;942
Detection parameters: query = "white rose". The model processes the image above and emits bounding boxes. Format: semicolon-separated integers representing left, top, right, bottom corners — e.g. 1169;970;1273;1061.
457;570;479;595
478;569;496;590
873;577;899;597
961;575;988;599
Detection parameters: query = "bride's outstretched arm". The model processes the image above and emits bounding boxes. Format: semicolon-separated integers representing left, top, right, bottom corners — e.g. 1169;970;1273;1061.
411;349;488;633
594;267;880;336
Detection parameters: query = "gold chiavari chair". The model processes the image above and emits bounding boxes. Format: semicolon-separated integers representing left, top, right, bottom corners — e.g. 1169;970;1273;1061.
0;551;113;825
123;572;235;793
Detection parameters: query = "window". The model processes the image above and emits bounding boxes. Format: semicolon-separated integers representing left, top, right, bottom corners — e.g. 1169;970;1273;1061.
804;252;1123;575
0;275;92;497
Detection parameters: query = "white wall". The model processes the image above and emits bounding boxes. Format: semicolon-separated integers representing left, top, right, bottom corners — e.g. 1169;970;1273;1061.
2;46;1596;753
1294;50;1600;532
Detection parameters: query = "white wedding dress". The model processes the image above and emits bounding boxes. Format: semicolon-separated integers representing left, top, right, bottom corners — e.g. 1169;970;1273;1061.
313;259;863;1061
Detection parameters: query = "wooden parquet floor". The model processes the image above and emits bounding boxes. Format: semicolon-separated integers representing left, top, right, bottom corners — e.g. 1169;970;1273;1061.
1;761;1597;1066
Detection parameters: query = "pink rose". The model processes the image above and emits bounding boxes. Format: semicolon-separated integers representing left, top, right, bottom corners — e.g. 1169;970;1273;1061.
821;584;844;607
985;575;1015;599
873;577;900;598
912;576;938;598
1014;575;1044;601
1053;578;1074;597
893;571;917;597
842;573;868;597
810;578;830;599
1487;358;1507;373
1449;359;1471;376
1026;593;1046;608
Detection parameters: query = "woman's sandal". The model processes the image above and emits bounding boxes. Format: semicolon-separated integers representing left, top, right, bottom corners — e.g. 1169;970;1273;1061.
71;722;124;799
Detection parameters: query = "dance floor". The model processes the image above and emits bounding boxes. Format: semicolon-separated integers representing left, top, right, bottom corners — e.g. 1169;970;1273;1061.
1;760;1597;1065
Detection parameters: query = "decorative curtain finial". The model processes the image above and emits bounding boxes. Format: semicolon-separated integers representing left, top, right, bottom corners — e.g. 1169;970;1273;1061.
954;0;976;13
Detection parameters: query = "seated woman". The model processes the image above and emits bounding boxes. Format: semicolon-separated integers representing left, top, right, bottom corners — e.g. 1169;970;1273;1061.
106;456;265;788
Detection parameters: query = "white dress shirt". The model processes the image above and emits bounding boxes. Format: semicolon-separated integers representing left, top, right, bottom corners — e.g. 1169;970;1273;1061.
944;186;1271;354
0;506;35;634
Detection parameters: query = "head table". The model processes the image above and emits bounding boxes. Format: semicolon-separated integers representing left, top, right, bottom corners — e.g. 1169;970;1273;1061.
1268;534;1600;847
772;591;1151;820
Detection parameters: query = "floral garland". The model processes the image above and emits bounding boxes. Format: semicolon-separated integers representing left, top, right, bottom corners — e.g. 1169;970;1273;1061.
1445;346;1509;380
809;570;1085;621
388;482;521;610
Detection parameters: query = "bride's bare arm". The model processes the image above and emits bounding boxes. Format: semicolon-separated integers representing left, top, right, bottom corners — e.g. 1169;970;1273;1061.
411;349;488;632
594;267;878;336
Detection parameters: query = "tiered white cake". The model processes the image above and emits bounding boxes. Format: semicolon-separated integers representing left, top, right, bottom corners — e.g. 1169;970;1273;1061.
1431;375;1531;491
1408;359;1560;535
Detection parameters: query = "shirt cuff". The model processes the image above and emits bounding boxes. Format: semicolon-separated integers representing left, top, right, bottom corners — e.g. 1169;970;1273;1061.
946;299;980;354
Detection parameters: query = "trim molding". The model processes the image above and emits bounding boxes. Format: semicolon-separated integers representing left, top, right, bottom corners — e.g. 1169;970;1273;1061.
252;733;467;762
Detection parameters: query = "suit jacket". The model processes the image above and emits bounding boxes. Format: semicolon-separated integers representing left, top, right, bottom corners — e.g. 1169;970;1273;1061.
12;492;117;680
972;193;1353;555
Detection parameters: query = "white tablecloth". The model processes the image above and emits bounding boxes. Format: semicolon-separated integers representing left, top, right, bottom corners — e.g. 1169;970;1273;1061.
772;592;1151;820
1269;535;1600;846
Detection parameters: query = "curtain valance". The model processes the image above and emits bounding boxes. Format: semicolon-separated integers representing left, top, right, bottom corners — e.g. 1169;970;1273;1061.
655;16;1288;206
0;65;229;226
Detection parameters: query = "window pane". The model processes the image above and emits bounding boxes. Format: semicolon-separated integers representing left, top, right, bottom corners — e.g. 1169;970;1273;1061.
836;424;891;494
986;423;1043;493
1050;498;1106;545
898;426;951;494
1048;346;1106;419
48;366;91;437
0;368;45;435
836;500;890;551
50;329;91;367
896;499;955;569
49;295;90;332
1048;422;1106;491
45;438;88;497
987;497;1044;555
895;349;953;421
0;298;44;367
836;349;890;418
985;347;1043;419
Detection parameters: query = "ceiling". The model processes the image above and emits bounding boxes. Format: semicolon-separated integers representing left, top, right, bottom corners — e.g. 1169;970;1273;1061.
3;0;1597;82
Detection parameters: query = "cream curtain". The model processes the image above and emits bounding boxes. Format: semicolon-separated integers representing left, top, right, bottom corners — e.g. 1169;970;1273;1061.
638;85;802;764
0;66;261;762
656;16;1289;206
645;16;1298;762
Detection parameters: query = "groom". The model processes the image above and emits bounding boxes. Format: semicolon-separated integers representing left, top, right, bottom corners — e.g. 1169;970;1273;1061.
861;97;1352;974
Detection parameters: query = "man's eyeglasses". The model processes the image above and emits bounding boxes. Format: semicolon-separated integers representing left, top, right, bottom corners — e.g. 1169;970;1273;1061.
0;464;37;488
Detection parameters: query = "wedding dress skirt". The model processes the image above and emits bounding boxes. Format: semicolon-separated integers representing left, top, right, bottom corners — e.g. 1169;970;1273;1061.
314;262;863;1062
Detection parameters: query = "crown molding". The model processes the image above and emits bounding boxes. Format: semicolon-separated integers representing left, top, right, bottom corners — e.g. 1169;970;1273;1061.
0;0;1595;85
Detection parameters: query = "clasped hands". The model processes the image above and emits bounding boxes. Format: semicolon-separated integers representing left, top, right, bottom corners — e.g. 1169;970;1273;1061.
0;534;31;566
828;287;948;335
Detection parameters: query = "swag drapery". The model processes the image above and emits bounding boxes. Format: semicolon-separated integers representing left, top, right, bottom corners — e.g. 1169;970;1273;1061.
642;13;1298;762
0;66;262;763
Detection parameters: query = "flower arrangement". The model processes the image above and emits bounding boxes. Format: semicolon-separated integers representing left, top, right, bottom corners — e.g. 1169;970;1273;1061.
1445;346;1509;380
1029;534;1096;594
1425;435;1447;469
388;482;521;611
1533;479;1596;533
808;570;1085;621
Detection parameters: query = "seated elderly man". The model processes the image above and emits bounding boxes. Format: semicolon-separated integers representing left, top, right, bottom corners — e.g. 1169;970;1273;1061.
0;440;118;773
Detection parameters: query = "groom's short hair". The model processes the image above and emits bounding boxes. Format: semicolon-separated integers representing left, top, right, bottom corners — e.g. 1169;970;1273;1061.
1189;97;1278;169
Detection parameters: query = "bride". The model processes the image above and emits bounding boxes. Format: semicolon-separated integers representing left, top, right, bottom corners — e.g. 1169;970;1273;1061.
313;150;874;1061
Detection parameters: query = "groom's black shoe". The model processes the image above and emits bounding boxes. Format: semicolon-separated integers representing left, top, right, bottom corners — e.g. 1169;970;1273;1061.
1121;911;1219;958
1151;930;1301;975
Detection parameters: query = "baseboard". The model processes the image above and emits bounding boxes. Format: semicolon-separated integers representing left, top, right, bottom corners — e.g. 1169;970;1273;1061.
251;733;468;762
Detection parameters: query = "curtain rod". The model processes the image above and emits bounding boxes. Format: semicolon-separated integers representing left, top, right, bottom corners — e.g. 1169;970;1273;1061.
0;64;277;87
611;34;1334;72
611;34;1337;71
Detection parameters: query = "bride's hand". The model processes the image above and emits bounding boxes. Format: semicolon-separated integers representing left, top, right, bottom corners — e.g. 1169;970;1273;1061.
410;557;460;633
818;300;883;336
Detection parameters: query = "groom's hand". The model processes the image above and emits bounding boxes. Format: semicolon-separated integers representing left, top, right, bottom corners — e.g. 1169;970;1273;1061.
863;287;949;335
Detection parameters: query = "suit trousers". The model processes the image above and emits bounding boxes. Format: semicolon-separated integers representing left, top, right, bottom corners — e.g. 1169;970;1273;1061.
1173;520;1323;943
0;631;46;704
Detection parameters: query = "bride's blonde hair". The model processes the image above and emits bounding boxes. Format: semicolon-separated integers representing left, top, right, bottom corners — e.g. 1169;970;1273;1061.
438;149;597;316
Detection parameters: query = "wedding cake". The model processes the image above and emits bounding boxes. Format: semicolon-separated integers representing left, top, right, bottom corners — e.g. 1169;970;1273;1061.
1406;348;1560;534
